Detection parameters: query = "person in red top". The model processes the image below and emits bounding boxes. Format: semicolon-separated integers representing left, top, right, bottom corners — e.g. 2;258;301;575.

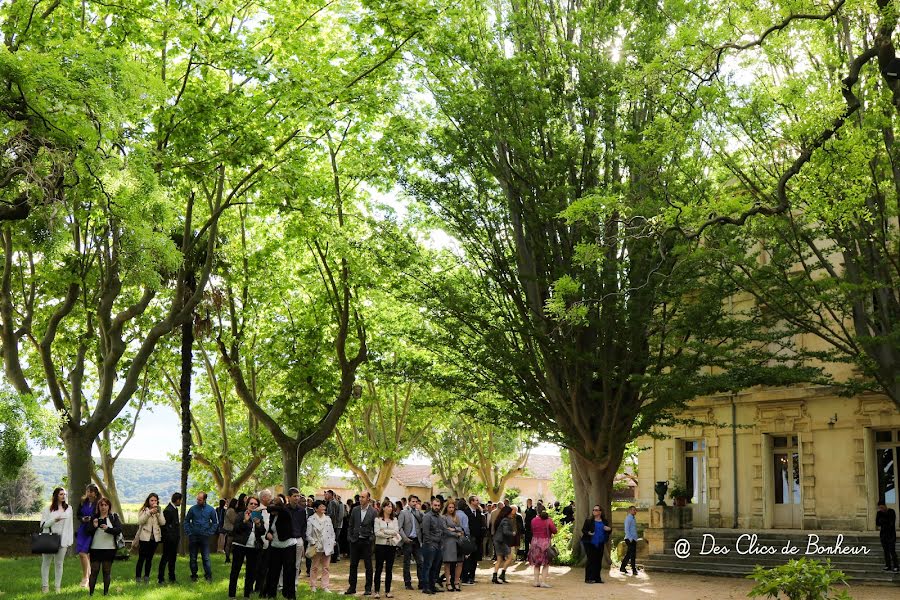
527;510;558;588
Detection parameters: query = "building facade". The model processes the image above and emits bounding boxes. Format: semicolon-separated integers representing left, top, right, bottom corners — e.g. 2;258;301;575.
636;385;900;531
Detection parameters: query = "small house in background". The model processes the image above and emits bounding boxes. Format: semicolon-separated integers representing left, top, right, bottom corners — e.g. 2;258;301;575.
319;453;636;506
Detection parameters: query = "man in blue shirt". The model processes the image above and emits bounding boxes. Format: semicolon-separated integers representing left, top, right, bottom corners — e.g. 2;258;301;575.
184;492;219;582
620;505;639;576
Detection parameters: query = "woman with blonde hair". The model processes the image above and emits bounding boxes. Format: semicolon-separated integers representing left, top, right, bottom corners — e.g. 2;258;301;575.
39;487;73;593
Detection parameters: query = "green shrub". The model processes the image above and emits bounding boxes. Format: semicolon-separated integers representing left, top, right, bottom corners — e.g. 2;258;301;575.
747;558;852;600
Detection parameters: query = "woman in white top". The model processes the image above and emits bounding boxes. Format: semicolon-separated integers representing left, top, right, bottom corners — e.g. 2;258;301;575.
88;497;122;597
39;487;74;593
306;500;336;592
373;501;402;598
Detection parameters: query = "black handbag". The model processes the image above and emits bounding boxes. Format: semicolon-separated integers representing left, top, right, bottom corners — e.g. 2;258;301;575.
457;535;477;555
31;525;62;555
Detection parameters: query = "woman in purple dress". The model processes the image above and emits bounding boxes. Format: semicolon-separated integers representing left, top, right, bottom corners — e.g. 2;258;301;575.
75;484;100;588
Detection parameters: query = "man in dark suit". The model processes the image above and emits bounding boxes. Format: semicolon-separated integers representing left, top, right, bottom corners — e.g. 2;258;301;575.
345;490;377;595
157;492;182;584
876;502;899;572
398;495;423;590
460;495;483;585
523;498;537;557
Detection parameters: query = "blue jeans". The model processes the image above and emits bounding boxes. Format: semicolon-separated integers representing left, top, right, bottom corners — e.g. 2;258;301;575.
419;545;442;592
189;535;212;580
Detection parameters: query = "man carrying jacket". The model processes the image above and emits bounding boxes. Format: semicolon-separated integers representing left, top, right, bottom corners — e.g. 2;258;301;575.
157;492;182;584
184;492;218;582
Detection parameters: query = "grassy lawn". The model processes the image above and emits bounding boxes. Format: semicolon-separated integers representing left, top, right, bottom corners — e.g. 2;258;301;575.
0;553;327;599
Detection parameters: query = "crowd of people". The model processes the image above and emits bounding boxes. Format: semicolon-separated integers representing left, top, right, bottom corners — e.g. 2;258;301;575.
36;483;635;597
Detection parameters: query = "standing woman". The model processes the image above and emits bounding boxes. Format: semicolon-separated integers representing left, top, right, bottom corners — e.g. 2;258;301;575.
224;498;239;564
580;505;612;584
491;506;514;584
511;505;524;560
527;509;557;588
373;501;401;598
307;500;336;593
440;500;465;592
340;499;352;557
88;498;122;596
39;487;73;593
75;484;100;588
229;496;267;599
135;492;166;584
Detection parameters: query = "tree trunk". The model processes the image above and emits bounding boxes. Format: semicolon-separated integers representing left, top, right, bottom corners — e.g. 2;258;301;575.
486;489;503;503
570;451;617;565
92;455;123;517
178;291;195;555
281;444;298;491
63;430;94;511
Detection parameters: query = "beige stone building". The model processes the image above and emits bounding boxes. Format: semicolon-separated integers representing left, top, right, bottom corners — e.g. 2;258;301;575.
636;384;900;531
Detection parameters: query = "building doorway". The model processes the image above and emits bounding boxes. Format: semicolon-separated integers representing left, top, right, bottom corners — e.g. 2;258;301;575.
683;439;708;526
876;430;900;518
772;435;801;528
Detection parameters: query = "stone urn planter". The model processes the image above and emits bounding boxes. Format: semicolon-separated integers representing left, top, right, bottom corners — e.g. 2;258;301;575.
654;481;668;506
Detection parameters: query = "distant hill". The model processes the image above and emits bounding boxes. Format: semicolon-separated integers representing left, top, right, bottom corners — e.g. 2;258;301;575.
30;455;190;504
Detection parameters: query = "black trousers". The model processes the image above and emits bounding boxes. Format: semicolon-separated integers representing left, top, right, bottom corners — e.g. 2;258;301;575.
524;531;532;557
135;539;158;578
157;538;178;582
263;545;296;599
229;545;259;598
374;544;396;593
583;542;604;582
621;540;637;572
254;547;270;593
331;532;341;562
882;537;899;569
402;538;421;586
348;539;374;593
462;536;482;581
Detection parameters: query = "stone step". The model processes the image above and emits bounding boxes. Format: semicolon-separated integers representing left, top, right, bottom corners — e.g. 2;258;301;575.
643;556;900;584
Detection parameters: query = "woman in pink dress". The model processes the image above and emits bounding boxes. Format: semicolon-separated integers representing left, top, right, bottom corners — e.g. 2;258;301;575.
527;509;557;588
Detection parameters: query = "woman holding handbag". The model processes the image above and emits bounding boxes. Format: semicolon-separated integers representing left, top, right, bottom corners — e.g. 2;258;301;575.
440;500;465;592
306;499;336;593
39;487;73;593
527;509;558;588
373;501;401;598
88;497;123;596
491;506;514;584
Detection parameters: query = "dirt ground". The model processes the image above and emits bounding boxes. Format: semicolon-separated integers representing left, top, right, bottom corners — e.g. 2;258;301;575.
309;558;898;599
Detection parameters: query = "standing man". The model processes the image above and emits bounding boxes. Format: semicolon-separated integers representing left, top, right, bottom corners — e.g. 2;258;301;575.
562;501;575;525
523;499;537;558
397;494;422;591
621;505;639;575
184;492;218;583
876;502;899;572
419;497;444;595
286;488;308;589
345;490;377;596
325;490;344;564
157;492;182;584
460;495;483;585
255;490;274;594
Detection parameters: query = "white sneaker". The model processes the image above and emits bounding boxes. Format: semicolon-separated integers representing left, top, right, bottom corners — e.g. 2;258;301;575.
540;582;552;588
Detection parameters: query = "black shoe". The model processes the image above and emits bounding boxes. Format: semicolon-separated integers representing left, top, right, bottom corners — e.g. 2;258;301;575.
191;576;198;582
364;592;372;597
205;577;212;583
344;589;357;596
499;571;507;583
405;584;414;590
883;567;892;571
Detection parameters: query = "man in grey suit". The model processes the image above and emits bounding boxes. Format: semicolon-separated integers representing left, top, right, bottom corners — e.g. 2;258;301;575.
397;494;423;590
344;490;377;596
325;490;344;563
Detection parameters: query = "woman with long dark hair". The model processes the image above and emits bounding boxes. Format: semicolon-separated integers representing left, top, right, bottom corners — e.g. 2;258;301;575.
491;506;514;584
39;487;73;593
89;497;122;596
373;501;401;598
580;505;612;584
224;497;239;564
135;492;166;583
75;484;100;588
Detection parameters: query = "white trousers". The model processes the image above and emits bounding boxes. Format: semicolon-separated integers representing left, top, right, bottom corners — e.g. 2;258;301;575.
41;546;67;591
